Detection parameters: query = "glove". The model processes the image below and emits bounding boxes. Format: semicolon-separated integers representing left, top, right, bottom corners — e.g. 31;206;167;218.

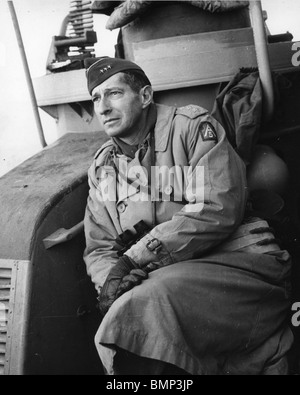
98;255;134;316
116;268;148;299
98;256;148;316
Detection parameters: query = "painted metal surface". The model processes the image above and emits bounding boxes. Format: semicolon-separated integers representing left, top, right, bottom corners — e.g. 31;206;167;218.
0;259;30;375
0;132;106;261
0;132;107;375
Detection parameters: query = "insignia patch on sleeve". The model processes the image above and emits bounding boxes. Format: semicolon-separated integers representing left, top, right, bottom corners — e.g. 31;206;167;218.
200;122;218;142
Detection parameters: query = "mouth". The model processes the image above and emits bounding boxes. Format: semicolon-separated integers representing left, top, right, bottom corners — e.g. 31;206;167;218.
104;118;119;126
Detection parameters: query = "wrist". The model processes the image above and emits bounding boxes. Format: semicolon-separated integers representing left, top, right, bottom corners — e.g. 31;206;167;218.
125;234;165;268
121;254;138;270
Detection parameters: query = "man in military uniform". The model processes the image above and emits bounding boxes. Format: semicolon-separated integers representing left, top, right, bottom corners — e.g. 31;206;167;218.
84;57;293;375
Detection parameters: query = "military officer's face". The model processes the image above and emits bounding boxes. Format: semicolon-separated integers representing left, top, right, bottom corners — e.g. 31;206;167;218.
92;73;151;140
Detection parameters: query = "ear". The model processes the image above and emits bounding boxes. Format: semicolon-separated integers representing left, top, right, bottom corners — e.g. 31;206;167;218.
140;85;153;109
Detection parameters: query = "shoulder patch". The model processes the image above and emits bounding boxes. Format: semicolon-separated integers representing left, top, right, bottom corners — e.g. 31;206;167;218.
200;122;218;143
176;105;208;119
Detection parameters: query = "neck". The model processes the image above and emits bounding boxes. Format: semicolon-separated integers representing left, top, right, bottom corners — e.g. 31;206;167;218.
119;133;143;146
119;106;151;146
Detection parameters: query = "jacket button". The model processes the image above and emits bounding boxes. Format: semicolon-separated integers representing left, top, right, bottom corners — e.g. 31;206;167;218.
117;202;127;213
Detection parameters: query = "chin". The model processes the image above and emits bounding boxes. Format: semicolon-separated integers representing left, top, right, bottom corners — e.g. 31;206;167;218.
105;129;123;138
104;126;129;139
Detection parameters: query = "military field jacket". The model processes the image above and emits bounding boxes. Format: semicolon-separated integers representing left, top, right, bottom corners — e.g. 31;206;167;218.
84;104;247;292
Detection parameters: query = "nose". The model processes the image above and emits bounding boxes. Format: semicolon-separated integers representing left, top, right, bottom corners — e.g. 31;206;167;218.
96;97;112;116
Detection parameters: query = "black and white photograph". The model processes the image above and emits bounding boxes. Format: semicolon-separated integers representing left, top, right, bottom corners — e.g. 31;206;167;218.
0;0;300;379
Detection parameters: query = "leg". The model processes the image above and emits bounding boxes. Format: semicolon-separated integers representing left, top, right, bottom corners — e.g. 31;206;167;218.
97;251;293;375
114;347;190;375
114;347;165;375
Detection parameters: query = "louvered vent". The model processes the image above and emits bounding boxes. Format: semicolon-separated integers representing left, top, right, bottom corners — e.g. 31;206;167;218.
0;265;12;375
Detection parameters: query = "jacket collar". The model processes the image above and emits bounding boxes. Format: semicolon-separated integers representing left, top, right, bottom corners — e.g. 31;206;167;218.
154;104;176;152
102;103;176;163
112;103;175;154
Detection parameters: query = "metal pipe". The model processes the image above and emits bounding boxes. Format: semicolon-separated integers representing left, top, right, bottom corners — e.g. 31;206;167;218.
7;1;47;148
59;14;70;36
249;1;275;122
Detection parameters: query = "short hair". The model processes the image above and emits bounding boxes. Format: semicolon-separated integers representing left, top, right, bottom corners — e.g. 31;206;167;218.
121;70;151;93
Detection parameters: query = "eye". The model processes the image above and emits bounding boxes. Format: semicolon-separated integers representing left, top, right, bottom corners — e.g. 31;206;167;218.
110;91;122;97
92;96;101;104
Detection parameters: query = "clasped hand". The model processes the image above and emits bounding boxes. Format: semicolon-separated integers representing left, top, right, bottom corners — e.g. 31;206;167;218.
98;255;148;316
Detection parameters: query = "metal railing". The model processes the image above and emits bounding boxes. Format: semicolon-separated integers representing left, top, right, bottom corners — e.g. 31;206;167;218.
249;0;275;122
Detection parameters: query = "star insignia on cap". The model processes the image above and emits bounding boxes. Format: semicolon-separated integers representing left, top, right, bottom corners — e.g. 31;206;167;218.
99;65;112;75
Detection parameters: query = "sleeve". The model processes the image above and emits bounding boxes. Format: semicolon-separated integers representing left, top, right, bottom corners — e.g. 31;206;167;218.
125;113;248;268
83;164;121;293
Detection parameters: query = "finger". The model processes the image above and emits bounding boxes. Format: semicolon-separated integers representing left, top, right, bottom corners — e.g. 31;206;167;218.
100;278;123;300
145;262;160;273
122;274;143;284
130;269;148;279
116;279;140;298
98;296;114;317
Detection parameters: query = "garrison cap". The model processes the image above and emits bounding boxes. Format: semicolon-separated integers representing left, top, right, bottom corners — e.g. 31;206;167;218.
84;57;151;95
